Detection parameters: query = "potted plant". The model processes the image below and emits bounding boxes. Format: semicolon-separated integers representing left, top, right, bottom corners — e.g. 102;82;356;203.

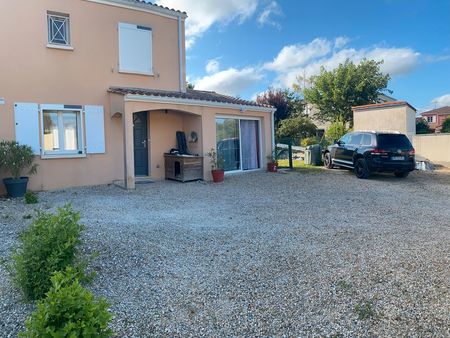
267;150;279;172
0;141;38;197
206;147;225;183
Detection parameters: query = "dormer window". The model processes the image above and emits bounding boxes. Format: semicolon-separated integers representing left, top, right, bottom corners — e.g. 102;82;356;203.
47;12;70;46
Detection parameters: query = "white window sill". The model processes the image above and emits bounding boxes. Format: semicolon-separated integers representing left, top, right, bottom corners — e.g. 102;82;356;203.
118;69;154;77
41;153;86;159
47;44;74;51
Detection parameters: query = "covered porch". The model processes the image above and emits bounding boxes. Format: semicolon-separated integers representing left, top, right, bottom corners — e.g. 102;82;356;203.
109;87;276;189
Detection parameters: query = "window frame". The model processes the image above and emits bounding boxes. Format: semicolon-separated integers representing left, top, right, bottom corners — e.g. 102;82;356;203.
47;12;71;48
215;115;263;173
40;105;85;159
426;116;435;123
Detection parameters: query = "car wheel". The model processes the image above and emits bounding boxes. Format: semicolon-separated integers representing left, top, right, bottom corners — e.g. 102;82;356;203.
354;158;370;179
323;152;334;169
394;171;409;178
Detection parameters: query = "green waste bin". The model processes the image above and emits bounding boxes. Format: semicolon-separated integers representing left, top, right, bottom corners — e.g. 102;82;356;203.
305;144;322;166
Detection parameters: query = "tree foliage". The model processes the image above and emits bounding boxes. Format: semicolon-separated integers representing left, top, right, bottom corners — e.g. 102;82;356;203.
416;119;432;134
442;117;450;133
302;59;391;125
256;88;304;126
276;115;317;142
325;121;351;143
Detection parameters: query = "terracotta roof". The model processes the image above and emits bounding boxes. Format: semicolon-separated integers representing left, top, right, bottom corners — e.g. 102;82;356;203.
112;0;186;16
352;101;416;112
108;87;275;109
421;106;450;116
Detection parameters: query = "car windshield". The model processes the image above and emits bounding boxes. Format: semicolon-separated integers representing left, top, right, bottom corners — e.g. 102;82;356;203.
377;134;412;149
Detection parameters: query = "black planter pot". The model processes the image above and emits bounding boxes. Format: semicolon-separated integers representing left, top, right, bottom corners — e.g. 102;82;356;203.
3;177;29;198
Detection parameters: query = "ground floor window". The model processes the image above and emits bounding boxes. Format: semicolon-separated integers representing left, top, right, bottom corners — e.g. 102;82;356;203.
43;109;83;155
216;117;260;171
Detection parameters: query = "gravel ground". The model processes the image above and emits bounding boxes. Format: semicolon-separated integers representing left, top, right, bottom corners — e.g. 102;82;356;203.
1;168;449;337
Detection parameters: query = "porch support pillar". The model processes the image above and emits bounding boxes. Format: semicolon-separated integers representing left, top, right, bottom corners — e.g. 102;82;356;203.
123;105;135;190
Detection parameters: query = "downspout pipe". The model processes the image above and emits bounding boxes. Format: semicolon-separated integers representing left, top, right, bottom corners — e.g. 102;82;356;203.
271;109;276;153
178;16;185;93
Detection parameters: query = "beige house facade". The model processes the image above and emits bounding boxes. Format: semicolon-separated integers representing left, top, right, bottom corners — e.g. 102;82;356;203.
0;0;275;192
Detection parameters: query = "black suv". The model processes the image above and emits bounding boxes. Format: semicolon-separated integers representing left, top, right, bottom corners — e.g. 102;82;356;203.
323;132;415;179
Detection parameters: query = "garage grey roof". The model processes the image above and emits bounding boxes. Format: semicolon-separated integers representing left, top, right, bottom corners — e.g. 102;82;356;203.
108;87;274;109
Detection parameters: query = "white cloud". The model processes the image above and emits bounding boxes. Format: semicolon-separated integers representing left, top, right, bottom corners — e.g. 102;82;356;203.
265;38;420;88
334;36;350;49
156;0;259;47
194;67;264;96
205;59;220;74
257;1;283;28
431;94;450;108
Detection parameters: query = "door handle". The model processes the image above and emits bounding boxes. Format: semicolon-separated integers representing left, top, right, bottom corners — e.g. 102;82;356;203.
142;140;147;148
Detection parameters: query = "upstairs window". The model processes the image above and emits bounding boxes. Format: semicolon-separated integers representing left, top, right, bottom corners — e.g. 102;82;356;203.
47;12;70;46
119;23;153;75
426;116;436;123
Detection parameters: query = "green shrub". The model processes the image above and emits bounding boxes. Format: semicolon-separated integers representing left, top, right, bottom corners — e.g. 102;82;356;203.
11;205;84;300
0;140;38;179
300;136;319;147
325;121;351;143
20;268;113;338
24;191;38;204
416;119;431;134
442;117;450;133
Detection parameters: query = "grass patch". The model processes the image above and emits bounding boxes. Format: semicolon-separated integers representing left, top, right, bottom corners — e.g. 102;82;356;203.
354;299;376;320
278;159;323;171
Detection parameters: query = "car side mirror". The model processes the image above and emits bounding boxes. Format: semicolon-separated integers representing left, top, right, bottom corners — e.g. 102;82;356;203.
335;139;341;145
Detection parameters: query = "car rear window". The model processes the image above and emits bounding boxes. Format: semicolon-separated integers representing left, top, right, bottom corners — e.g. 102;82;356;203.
377;134;412;149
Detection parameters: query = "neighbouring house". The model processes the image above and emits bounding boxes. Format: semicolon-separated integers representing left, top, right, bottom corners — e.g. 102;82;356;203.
352;101;417;139
421;106;450;132
0;0;275;192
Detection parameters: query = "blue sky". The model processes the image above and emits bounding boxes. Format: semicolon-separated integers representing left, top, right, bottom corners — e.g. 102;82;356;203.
156;0;450;112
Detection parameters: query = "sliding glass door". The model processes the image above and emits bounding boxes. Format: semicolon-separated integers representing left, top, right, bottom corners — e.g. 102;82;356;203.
216;118;260;172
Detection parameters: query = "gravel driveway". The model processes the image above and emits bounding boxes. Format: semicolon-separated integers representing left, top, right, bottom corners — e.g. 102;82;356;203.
1;168;449;337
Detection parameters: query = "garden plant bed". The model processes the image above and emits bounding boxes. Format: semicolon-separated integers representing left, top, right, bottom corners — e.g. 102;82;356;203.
1;169;449;337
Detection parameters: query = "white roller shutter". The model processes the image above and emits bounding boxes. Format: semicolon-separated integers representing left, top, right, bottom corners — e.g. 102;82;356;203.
85;105;105;154
119;23;153;74
14;103;40;154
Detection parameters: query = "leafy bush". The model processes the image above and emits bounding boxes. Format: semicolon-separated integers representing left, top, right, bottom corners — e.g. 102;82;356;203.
441;117;450;133
24;191;38;204
276;116;317;141
325;121;350;143
11;205;84;300
416;119;431;134
20;267;112;338
0;141;38;179
301;136;319;147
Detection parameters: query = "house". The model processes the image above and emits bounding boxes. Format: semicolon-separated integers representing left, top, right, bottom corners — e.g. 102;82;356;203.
0;0;275;192
421;106;450;132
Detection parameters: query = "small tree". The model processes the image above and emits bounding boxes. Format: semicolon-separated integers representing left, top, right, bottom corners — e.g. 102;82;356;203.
276;115;317;144
257;88;304;126
416;119;431;134
302;59;391;126
441;117;450;133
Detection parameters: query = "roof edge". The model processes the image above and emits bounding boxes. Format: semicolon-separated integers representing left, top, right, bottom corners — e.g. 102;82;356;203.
83;0;187;19
352;101;416;112
109;91;275;113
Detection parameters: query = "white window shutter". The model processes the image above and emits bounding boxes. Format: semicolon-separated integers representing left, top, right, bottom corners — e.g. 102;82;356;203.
119;23;152;74
14;103;40;154
85;105;105;154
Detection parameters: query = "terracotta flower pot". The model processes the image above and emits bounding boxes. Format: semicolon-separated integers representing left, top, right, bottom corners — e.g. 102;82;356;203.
267;162;278;172
211;169;225;183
